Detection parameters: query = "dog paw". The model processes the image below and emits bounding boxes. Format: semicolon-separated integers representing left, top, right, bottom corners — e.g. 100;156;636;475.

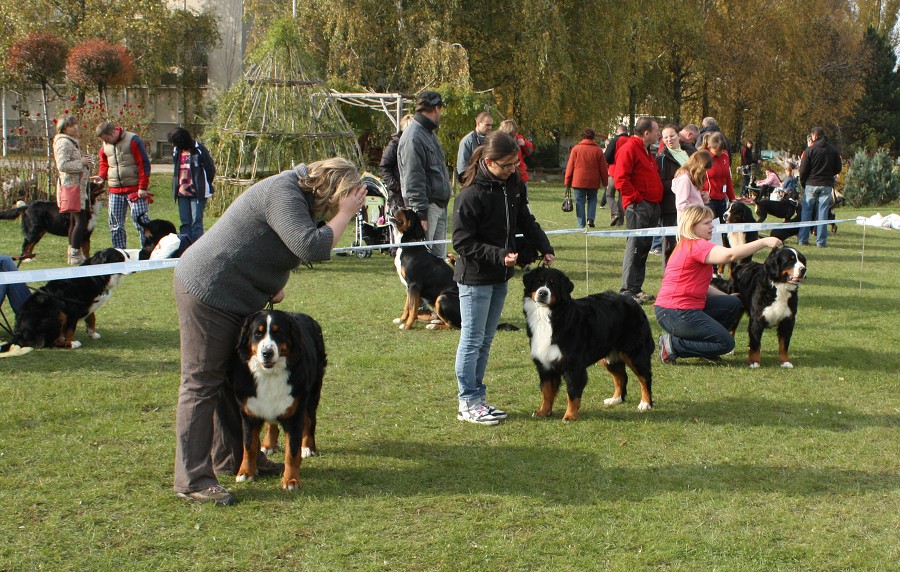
301;447;319;458
87;330;101;340
235;473;255;483
780;361;794;369
392;317;403;324
68;340;83;349
260;446;275;456
282;479;301;491
637;401;652;412
398;323;409;330
532;409;552;418
603;396;624;407
749;362;760;369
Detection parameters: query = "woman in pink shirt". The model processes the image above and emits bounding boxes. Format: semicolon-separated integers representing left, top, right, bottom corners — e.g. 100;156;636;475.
672;150;713;221
654;205;782;364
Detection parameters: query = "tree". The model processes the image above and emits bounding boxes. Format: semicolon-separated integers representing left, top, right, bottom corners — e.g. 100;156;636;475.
66;39;134;108
848;27;900;153
6;32;68;187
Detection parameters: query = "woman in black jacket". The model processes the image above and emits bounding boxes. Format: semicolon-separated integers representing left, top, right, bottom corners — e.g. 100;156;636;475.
657;124;696;266
169;127;215;242
452;131;554;425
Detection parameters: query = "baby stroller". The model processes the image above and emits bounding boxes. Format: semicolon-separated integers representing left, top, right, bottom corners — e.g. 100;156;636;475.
352;174;396;258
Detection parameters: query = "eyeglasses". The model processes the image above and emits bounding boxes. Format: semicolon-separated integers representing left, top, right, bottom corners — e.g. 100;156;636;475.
493;159;519;170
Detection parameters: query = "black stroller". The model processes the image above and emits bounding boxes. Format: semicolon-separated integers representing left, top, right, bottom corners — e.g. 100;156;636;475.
351;174;396;258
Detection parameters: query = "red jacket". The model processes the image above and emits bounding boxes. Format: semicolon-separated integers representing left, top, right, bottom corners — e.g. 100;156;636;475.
565;139;608;189
513;132;533;183
613;136;663;209
702;150;735;201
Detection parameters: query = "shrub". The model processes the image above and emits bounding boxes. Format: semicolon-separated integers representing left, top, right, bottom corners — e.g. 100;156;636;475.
842;149;900;206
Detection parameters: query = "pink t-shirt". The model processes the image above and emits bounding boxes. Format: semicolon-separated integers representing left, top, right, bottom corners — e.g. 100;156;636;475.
655;238;716;310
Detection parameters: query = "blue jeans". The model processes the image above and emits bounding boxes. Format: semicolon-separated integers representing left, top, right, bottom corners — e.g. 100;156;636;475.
574;188;598;227
654;295;743;359
177;196;207;242
798;185;834;246
109;193;151;248
0;255;31;314
455;282;508;411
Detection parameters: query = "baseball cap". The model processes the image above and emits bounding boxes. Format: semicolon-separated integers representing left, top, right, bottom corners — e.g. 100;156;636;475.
416;90;445;111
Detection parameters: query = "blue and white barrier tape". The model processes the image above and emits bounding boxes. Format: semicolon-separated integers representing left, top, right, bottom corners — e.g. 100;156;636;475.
0;217;876;284
0;258;178;286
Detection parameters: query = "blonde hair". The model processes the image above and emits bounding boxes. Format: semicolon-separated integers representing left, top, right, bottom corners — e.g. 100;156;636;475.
675;150;713;188
56;115;79;135
399;114;414;132
698;131;726;154
498;119;517;136
299;157;362;217
677;205;715;241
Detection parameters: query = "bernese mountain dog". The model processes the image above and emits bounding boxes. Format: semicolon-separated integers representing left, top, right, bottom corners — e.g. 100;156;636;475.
388;207;461;330
755;198;801;242
731;247;807;368
229;310;326;491
0;182;105;259
522;267;655;421
0;248;129;352
137;218;193;260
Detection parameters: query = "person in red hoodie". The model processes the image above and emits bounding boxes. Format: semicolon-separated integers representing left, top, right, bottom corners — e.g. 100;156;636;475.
96;121;152;249
698;131;734;224
614;117;663;304
564;128;608;228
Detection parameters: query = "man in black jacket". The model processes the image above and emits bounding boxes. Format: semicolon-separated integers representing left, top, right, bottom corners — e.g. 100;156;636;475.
603;125;629;226
798;127;842;247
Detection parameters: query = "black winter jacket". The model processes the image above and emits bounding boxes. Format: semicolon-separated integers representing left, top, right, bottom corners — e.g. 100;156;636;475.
452;166;553;285
656;143;696;215
171;141;215;201
378;134;401;193
799;138;842;188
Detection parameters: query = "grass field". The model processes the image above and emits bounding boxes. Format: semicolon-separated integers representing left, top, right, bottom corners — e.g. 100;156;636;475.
1;175;898;571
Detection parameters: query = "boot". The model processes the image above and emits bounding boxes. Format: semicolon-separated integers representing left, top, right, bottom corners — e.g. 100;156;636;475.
67;247;86;265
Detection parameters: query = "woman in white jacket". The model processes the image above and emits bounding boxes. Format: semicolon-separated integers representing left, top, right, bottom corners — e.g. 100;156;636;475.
53;116;93;264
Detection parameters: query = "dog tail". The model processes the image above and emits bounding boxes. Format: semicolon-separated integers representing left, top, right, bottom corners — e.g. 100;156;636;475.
0;205;26;220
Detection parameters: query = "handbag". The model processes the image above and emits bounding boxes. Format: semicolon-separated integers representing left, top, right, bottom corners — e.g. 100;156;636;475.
57;177;82;213
561;187;573;212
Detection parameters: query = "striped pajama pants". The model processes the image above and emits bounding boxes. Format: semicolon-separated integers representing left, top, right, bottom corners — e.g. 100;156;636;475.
108;192;151;249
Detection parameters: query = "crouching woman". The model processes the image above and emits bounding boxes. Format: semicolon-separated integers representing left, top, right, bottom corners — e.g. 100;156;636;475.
654;205;781;364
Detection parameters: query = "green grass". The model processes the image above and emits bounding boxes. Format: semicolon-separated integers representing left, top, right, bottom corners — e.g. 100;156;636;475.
1;175;898;571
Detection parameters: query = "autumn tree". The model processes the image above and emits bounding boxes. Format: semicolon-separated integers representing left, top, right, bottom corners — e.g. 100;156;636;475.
66;39;134;108
6;32;68;182
847;27;900;152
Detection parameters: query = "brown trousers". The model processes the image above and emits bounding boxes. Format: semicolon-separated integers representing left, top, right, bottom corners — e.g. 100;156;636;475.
172;278;249;493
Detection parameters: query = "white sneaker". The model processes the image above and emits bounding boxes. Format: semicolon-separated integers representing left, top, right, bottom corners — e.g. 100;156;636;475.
484;404;507;419
457;405;501;425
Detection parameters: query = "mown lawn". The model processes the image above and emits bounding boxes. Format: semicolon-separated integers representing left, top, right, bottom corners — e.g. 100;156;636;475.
1;175;897;571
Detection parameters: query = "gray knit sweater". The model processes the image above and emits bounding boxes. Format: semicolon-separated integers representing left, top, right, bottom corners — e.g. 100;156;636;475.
175;165;334;315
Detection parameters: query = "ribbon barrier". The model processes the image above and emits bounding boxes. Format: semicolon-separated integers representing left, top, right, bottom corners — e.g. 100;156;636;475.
3;216;891;285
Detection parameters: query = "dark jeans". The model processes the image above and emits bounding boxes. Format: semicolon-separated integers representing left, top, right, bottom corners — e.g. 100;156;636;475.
620;200;661;296
654;295;743;359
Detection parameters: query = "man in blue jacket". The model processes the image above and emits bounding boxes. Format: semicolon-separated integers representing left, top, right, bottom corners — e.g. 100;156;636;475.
398;91;452;258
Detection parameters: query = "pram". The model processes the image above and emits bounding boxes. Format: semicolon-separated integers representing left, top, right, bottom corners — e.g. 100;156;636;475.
352;174;396;258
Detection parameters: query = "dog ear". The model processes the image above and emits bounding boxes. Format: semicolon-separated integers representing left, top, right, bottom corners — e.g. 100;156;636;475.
286;314;306;370
763;248;782;278
236;312;260;360
562;272;575;296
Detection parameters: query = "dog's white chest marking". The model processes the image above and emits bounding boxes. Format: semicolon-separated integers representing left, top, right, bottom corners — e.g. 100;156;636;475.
762;282;795;325
245;318;294;421
86;275;123;315
394;247;407;286
524;298;562;367
247;357;294;421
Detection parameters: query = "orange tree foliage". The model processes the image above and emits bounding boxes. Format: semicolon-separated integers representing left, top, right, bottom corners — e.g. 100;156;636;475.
66;39;134;101
6;32;67;85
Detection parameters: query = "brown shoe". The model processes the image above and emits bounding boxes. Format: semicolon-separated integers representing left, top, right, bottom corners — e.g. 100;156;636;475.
256;455;285;476
176;484;235;506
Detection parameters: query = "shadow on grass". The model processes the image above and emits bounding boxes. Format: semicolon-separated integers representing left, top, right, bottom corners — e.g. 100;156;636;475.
237;440;899;504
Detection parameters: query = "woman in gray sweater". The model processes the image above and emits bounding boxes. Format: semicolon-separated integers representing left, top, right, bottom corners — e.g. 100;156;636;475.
173;158;366;506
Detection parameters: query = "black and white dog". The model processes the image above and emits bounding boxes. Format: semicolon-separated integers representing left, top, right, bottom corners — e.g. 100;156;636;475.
522;267;655;421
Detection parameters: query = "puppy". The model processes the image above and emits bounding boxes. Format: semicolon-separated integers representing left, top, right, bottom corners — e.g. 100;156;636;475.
230;310;326;491
731;247;807;368
523;267;655;421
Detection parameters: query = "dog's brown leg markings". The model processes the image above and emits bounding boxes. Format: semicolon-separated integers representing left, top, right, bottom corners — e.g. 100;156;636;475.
748;348;762;367
282;431;302;491
261;423;280;454
621;354;653;411
237;424;261;482
778;336;791;366
402;288;422;330
602;358;629;406
563;396;581;422
534;379;560;418
301;415;317;456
